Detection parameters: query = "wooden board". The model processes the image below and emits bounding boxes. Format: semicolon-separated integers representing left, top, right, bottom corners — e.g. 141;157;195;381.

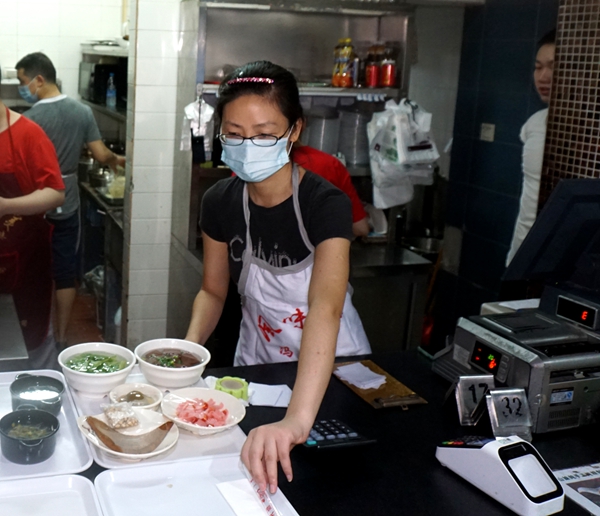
334;360;427;409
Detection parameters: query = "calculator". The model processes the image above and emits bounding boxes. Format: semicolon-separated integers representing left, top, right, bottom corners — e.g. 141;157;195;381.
303;419;376;449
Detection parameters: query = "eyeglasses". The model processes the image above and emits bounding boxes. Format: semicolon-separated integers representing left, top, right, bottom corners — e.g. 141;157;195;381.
217;126;292;147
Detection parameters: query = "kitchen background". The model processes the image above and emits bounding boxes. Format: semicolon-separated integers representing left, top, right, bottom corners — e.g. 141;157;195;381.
0;0;566;354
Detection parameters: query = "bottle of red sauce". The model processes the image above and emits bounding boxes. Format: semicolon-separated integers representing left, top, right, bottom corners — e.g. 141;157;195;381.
380;46;397;87
365;44;383;88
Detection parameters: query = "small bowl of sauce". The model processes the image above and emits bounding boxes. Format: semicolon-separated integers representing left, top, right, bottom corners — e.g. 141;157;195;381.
109;383;163;411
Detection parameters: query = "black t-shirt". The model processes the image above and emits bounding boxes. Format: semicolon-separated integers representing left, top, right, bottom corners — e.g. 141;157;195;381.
201;171;353;284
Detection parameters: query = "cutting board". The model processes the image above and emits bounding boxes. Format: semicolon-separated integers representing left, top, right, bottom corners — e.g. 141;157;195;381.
334;359;427;409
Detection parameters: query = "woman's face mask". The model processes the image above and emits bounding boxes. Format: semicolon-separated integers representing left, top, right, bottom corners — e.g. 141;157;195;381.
18;79;39;104
221;126;294;183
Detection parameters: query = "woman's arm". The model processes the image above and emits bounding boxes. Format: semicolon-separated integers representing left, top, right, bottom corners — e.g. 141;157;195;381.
0;187;64;217
185;232;231;344
241;237;350;493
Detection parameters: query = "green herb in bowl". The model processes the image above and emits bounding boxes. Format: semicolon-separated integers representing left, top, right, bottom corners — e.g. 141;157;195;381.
66;352;128;374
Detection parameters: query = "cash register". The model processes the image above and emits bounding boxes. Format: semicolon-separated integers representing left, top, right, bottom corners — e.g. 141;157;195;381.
433;180;600;434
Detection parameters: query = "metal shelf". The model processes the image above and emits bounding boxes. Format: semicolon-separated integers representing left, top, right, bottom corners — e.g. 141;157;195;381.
201;83;398;98
81;99;127;123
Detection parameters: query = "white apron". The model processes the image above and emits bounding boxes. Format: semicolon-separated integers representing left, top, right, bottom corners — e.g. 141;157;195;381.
234;165;371;366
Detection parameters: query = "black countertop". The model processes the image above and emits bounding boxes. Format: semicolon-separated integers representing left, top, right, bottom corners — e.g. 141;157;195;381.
68;350;599;514
204;351;597;516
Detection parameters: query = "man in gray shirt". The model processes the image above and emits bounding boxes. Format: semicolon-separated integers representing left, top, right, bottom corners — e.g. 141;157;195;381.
16;52;125;349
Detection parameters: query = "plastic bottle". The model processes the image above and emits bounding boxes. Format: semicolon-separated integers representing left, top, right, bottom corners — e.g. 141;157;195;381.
332;39;344;87
332;38;355;88
106;73;117;109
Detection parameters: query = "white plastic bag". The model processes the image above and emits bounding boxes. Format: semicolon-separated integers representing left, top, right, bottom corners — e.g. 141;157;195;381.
180;99;215;159
367;99;438;209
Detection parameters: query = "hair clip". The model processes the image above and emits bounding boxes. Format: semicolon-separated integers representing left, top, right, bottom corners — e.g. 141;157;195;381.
227;77;274;85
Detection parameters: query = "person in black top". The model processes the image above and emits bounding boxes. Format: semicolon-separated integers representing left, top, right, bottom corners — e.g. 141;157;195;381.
185;61;370;494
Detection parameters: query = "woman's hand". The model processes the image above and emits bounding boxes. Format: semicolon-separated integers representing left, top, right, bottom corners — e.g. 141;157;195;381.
241;415;311;494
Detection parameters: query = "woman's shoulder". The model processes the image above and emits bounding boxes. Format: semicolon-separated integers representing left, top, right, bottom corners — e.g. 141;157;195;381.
204;176;244;203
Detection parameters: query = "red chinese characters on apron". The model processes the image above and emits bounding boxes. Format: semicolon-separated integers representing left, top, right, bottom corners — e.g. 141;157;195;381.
234;165;371;366
0;107;53;350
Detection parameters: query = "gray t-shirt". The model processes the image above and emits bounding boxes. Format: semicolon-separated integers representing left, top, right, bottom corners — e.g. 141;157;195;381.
25;95;102;219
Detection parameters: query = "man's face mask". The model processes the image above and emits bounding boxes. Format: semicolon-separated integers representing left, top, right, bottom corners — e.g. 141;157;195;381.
18;78;39;104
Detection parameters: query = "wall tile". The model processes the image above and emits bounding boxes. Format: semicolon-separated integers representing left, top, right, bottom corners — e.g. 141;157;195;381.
135;57;178;86
130;218;171;245
129;269;170;295
127;318;168;346
129;243;171;270
18;3;60;37
448;135;472;184
479;38;536;95
131;192;173;219
135;85;178;113
483;0;538;40
133;166;174;193
474;91;529;146
469;140;522;197
132;139;174;166
128;294;169;320
137;1;180;31
132;112;176;140
464;186;519;245
135;30;179;59
0;36;18;68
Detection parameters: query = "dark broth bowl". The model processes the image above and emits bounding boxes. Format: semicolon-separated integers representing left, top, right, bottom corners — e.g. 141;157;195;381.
10;374;65;417
0;409;60;465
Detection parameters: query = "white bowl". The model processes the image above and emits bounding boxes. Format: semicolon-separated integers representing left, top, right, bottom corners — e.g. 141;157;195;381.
109;383;163;411
161;387;245;436
134;339;211;389
58;342;135;396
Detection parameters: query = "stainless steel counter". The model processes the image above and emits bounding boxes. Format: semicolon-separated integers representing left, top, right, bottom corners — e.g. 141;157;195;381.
349;243;432;352
350;242;432;275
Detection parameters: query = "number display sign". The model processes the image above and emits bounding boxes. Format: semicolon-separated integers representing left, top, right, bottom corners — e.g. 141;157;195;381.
486;388;533;441
455;375;495;426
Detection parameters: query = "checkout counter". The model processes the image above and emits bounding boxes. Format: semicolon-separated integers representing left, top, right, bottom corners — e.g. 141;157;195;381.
71;350;595;515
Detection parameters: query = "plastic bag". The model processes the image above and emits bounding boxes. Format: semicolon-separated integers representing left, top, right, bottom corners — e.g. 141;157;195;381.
367;99;439;209
180;98;215;161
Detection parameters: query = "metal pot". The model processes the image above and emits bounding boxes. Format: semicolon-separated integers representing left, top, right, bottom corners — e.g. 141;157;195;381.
0;408;59;464
88;167;111;188
10;373;64;417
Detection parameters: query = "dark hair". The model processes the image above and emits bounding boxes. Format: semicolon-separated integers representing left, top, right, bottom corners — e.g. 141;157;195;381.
15;52;56;84
537;29;556;50
216;61;303;126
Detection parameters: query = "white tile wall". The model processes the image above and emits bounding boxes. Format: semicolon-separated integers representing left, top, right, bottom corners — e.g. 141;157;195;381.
0;1;122;98
409;6;464;179
124;0;181;346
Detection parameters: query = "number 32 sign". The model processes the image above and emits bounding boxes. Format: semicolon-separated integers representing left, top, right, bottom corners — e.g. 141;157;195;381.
486;387;533;441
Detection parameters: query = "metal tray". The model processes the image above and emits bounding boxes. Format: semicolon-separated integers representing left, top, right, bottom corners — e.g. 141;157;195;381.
0;369;93;481
95;186;124;206
68;366;246;469
0;474;102;516
95;455;300;516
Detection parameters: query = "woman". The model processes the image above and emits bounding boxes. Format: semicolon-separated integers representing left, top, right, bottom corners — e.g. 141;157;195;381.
0;89;65;370
185;61;370;492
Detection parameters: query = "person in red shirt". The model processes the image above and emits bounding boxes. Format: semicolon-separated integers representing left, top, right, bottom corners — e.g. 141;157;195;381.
0;84;65;370
291;143;369;237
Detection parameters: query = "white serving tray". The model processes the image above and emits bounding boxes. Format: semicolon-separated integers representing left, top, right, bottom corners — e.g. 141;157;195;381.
0;474;102;516
95;455;300;516
68;366;246;469
0;370;93;480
